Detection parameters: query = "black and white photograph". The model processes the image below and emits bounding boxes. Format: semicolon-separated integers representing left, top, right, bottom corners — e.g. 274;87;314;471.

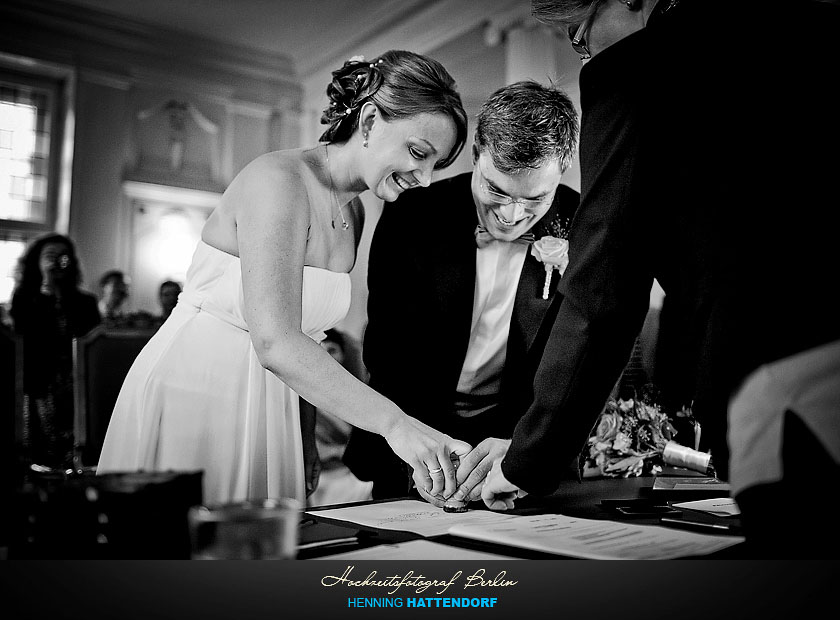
1;0;838;616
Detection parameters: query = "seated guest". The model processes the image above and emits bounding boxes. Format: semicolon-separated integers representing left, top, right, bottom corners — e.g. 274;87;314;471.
157;280;182;323
10;233;100;469
344;81;580;503
97;270;161;329
302;328;374;506
97;270;130;326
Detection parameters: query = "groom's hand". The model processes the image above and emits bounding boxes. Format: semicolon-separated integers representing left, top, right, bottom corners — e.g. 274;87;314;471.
451;438;510;503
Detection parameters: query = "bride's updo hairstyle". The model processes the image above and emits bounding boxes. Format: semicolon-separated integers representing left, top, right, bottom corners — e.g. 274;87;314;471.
320;50;468;169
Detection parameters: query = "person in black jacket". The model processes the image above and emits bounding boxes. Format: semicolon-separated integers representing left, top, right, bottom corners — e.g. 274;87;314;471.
478;0;840;553
344;81;580;504
10;232;100;469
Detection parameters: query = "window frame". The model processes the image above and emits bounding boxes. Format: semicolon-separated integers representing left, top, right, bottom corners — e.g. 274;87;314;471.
0;53;75;305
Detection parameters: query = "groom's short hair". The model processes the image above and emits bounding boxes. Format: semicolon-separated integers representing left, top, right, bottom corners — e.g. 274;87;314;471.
475;80;578;175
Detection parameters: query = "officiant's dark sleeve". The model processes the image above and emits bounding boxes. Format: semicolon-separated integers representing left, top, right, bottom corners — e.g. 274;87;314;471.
501;51;654;495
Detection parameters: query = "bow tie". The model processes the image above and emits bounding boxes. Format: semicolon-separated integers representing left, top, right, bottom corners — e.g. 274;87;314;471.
474;225;535;249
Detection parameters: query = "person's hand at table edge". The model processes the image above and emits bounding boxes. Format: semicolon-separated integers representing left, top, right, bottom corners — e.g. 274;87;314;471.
481;458;527;510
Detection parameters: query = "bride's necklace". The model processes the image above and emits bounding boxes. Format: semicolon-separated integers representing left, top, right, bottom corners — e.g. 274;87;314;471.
324;143;349;231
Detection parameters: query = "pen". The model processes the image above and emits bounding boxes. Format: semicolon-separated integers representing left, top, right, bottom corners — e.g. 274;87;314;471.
659;517;741;535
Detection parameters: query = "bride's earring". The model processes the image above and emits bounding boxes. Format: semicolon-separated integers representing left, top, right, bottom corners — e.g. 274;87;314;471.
360;102;375;148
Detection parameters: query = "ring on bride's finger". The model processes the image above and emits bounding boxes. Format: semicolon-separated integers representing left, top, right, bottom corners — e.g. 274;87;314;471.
428;467;443;474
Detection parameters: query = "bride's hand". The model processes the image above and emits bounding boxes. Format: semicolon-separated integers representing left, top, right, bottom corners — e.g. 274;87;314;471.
383;415;471;498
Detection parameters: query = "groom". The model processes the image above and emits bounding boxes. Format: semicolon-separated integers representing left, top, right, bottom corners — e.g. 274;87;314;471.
343;81;580;502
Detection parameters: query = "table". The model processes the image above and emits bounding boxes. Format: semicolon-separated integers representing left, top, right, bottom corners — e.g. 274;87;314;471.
299;469;746;560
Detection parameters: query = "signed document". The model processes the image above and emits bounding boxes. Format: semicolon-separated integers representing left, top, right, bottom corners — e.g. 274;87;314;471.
314;540;523;561
448;514;744;560
308;500;516;537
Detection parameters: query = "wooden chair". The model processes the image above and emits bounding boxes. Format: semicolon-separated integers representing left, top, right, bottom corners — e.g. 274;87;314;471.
1;324;24;545
72;326;155;469
1;323;24;458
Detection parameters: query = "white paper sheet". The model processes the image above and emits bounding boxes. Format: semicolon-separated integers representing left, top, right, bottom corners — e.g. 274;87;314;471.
448;513;744;560
313;539;523;561
652;476;731;492
672;497;741;517
307;500;516;537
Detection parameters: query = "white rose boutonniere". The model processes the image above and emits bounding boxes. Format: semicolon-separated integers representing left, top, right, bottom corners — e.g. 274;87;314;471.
531;235;569;299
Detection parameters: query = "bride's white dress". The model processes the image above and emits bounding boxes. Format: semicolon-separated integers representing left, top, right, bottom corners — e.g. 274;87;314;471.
97;240;351;505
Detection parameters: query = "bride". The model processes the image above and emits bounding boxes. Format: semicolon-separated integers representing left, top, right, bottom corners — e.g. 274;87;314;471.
97;50;471;505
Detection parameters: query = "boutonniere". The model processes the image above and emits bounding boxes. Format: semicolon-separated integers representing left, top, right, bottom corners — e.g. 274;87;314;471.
531;236;569;299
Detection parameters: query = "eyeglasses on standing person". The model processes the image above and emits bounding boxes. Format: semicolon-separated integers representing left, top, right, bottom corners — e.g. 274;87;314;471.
567;11;596;60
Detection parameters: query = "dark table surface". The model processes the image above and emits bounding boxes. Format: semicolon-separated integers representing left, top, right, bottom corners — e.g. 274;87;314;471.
300;468;745;560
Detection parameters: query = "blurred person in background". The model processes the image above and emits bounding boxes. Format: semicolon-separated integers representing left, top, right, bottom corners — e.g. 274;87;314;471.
157;280;182;323
301;328;373;505
97;270;130;326
10;233;100;470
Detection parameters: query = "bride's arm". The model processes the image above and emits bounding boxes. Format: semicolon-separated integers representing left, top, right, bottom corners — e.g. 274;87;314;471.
230;155;468;497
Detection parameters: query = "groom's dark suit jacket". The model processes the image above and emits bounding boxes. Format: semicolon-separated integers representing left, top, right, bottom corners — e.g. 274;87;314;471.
343;172;579;496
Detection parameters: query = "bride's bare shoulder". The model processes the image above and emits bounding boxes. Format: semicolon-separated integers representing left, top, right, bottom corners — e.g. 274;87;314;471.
205;150;319;249
225;149;312;193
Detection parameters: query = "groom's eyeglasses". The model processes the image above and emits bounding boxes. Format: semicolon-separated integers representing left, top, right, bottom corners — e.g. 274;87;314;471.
480;181;548;210
477;162;553;210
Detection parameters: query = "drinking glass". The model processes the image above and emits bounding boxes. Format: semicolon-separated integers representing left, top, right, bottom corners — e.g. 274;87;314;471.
188;497;302;560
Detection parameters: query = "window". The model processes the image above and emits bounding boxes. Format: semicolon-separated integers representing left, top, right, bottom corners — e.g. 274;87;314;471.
0;237;25;304
0;56;74;306
0;80;53;224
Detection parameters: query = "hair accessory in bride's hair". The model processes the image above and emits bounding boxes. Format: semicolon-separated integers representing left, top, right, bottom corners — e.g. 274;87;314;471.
347;55;366;64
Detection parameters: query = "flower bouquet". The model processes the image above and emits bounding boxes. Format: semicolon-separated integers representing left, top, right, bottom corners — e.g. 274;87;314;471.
582;397;679;478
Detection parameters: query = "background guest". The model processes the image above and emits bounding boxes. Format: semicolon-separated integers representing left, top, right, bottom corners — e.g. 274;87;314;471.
97;270;130;326
303;328;373;506
10;233;100;469
157;280;182;323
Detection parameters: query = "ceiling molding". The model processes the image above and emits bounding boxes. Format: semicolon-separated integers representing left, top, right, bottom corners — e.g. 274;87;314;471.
78;68;132;91
302;0;531;104
122;179;224;204
297;0;434;75
1;0;298;91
